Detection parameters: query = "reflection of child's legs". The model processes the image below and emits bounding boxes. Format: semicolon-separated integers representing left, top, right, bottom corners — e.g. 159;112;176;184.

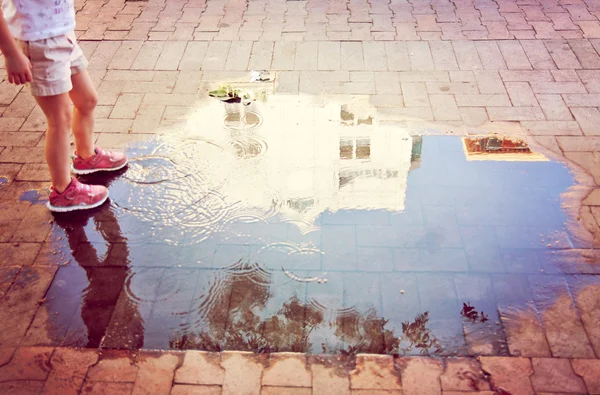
35;94;72;193
69;70;97;160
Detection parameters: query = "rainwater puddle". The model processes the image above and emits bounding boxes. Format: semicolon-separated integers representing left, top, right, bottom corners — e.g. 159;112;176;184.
32;95;600;356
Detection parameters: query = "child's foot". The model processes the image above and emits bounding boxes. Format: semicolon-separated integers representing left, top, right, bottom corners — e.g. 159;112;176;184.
72;146;128;175
47;177;109;212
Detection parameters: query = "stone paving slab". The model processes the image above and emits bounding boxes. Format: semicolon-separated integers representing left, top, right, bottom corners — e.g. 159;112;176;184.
0;348;599;394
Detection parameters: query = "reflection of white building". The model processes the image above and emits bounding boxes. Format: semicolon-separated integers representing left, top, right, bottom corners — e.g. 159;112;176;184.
180;95;415;229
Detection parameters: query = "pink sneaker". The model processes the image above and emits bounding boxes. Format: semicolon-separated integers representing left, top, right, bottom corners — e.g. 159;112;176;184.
72;146;128;175
47;177;109;212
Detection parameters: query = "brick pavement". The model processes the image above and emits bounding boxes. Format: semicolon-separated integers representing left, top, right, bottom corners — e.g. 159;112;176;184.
2;0;600;392
0;348;599;394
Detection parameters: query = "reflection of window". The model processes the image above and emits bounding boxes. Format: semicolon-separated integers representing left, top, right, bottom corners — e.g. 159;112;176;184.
339;137;371;160
340;138;353;159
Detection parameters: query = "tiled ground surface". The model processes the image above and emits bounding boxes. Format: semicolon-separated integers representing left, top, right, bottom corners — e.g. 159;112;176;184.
1;348;600;394
2;0;600;392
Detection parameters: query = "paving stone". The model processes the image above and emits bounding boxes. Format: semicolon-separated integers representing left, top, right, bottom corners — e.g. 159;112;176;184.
407;41;434;71
220;352;266;395
363;42;387;71
295;42;318;71
430;41;459;70
568;39;600;69
531;81;587;94
429;95;461;121
460;107;489;126
572;284;600;357
530;358;587;394
521;121;582;136
263;353;310;388
0;380;45;394
171;385;222;395
0;243;41;267
0;266;57;346
179;42;209;71
536;94;574;121
0;347;53;381
500;70;554;82
426;82;478;94
224;41;253;71
563;151;600;183
545;40;583;70
529;277;596;358
261;387;311;395
109;42;144;70
498;41;533;70
385;42;411;71
319;42;341;71
397;357;443;395
155;41;187;70
42;348;98;395
248;41;274;71
311;358;350;395
81;382;135;394
480;357;534;395
487;107;545;121
202;41;231;71
572;107;600;136
374;72;401;95
474;70;506;94
453;41;483;71
272;41;296;71
475;41;507;70
86;350;139;382
133;351;181;395
401;82;430;107
505;82;538;106
350;355;401;390
571;359;600;394
276;71;299;94
440;358;491;392
131;41;164;70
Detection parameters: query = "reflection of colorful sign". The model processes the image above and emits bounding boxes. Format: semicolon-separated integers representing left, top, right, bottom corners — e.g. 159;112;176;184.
462;136;548;162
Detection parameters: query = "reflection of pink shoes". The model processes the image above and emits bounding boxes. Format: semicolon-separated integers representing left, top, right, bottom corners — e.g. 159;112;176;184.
72;146;128;175
47;177;109;212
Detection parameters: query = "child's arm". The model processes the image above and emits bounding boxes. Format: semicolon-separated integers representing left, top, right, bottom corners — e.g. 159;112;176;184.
0;11;31;85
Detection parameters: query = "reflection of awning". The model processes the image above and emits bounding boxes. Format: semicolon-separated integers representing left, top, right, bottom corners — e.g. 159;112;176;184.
462;137;549;162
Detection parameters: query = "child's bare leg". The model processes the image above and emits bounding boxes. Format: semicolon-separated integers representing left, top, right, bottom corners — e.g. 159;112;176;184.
69;70;97;159
35;94;73;193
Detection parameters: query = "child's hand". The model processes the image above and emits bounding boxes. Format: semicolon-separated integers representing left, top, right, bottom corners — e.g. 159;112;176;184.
5;51;32;85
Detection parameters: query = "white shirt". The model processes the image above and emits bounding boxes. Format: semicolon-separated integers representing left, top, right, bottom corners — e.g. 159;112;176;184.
2;0;76;41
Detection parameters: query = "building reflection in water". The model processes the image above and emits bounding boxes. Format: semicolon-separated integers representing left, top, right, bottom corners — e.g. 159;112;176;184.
29;92;584;356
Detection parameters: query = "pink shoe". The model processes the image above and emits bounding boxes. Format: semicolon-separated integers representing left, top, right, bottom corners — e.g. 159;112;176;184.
47;177;109;212
72;146;128;175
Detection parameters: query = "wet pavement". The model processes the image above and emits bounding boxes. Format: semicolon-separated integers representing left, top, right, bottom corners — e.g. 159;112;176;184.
3;0;600;391
3;95;599;359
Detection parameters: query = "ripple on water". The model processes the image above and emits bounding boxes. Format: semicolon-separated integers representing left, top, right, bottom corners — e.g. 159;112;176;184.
112;137;237;245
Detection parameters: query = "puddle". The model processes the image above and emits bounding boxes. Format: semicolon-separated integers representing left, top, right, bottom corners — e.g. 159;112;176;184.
19;189;47;205
30;95;600;356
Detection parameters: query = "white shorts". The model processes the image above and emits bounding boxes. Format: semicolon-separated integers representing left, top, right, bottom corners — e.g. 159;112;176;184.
18;32;88;97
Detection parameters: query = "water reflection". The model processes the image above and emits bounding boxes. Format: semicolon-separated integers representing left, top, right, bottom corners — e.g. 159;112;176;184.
169;260;442;356
27;94;598;355
28;172;144;348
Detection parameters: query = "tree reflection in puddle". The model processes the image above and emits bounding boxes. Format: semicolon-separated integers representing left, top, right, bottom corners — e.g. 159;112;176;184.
169;261;442;356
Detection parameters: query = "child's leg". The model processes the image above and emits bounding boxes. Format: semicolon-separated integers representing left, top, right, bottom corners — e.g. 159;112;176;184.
35;93;74;193
69;70;98;160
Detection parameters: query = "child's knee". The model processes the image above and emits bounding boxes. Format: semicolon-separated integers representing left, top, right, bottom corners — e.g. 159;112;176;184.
74;93;98;115
47;107;73;129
